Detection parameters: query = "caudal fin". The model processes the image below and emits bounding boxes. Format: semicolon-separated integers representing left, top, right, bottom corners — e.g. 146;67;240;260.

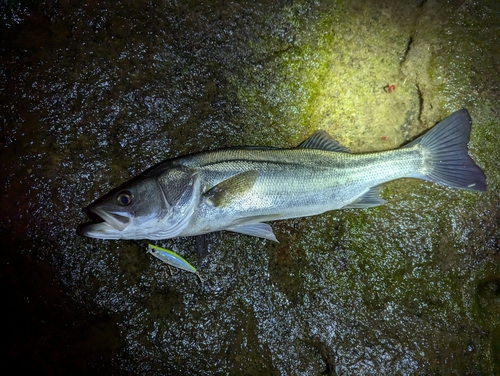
405;109;486;191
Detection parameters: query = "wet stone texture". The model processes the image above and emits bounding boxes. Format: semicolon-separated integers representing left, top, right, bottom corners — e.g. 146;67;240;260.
1;0;499;374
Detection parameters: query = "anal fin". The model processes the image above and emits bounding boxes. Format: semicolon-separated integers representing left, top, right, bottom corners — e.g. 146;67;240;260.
343;186;386;209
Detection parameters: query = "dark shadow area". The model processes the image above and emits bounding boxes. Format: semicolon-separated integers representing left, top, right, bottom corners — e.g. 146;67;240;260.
0;231;130;375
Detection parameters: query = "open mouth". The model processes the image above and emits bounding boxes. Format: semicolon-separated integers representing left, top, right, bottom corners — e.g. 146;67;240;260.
80;207;132;239
90;206;131;231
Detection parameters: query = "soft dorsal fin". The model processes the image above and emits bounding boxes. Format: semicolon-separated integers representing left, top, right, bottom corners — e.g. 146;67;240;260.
205;170;258;207
299;130;351;153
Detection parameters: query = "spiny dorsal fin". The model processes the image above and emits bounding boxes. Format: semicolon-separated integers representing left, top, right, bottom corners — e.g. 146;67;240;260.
205;170;258;207
298;130;351;153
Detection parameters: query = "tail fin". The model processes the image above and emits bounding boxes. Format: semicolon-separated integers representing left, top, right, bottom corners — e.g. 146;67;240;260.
405;109;486;191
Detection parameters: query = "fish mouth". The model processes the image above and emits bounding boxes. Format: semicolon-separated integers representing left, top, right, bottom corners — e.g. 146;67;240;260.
81;207;131;239
91;207;130;231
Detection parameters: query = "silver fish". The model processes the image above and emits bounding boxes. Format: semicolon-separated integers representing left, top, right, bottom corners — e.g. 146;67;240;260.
81;109;486;242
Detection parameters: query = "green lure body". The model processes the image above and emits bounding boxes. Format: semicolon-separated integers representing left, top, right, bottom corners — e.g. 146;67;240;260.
147;244;197;272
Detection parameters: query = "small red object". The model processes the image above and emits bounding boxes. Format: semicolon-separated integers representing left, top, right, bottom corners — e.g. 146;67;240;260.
386;84;396;93
381;136;387;140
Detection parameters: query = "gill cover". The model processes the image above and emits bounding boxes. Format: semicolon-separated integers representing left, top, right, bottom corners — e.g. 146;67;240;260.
147;166;201;240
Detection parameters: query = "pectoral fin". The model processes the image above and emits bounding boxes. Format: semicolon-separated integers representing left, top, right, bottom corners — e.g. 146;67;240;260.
205;170;258;207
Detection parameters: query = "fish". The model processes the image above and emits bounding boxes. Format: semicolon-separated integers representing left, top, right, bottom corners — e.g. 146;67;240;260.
80;109;486;242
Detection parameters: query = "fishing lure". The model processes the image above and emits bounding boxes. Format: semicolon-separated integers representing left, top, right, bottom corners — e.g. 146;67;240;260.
147;244;204;283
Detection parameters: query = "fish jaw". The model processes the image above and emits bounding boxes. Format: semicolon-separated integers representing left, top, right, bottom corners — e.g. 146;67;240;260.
81;221;124;239
81;206;132;239
91;206;131;231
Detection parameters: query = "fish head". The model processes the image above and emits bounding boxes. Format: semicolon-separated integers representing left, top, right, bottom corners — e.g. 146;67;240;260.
81;166;200;240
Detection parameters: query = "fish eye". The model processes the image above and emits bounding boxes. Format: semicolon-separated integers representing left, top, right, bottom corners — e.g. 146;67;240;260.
117;191;133;206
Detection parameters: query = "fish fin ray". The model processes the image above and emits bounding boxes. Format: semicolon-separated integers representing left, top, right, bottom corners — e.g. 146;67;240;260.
205;170;258;207
226;222;279;242
231;214;282;225
299;130;351;153
404;109;486;191
343;186;386;209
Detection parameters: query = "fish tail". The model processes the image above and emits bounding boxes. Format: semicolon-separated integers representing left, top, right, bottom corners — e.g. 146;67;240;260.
405;109;486;191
